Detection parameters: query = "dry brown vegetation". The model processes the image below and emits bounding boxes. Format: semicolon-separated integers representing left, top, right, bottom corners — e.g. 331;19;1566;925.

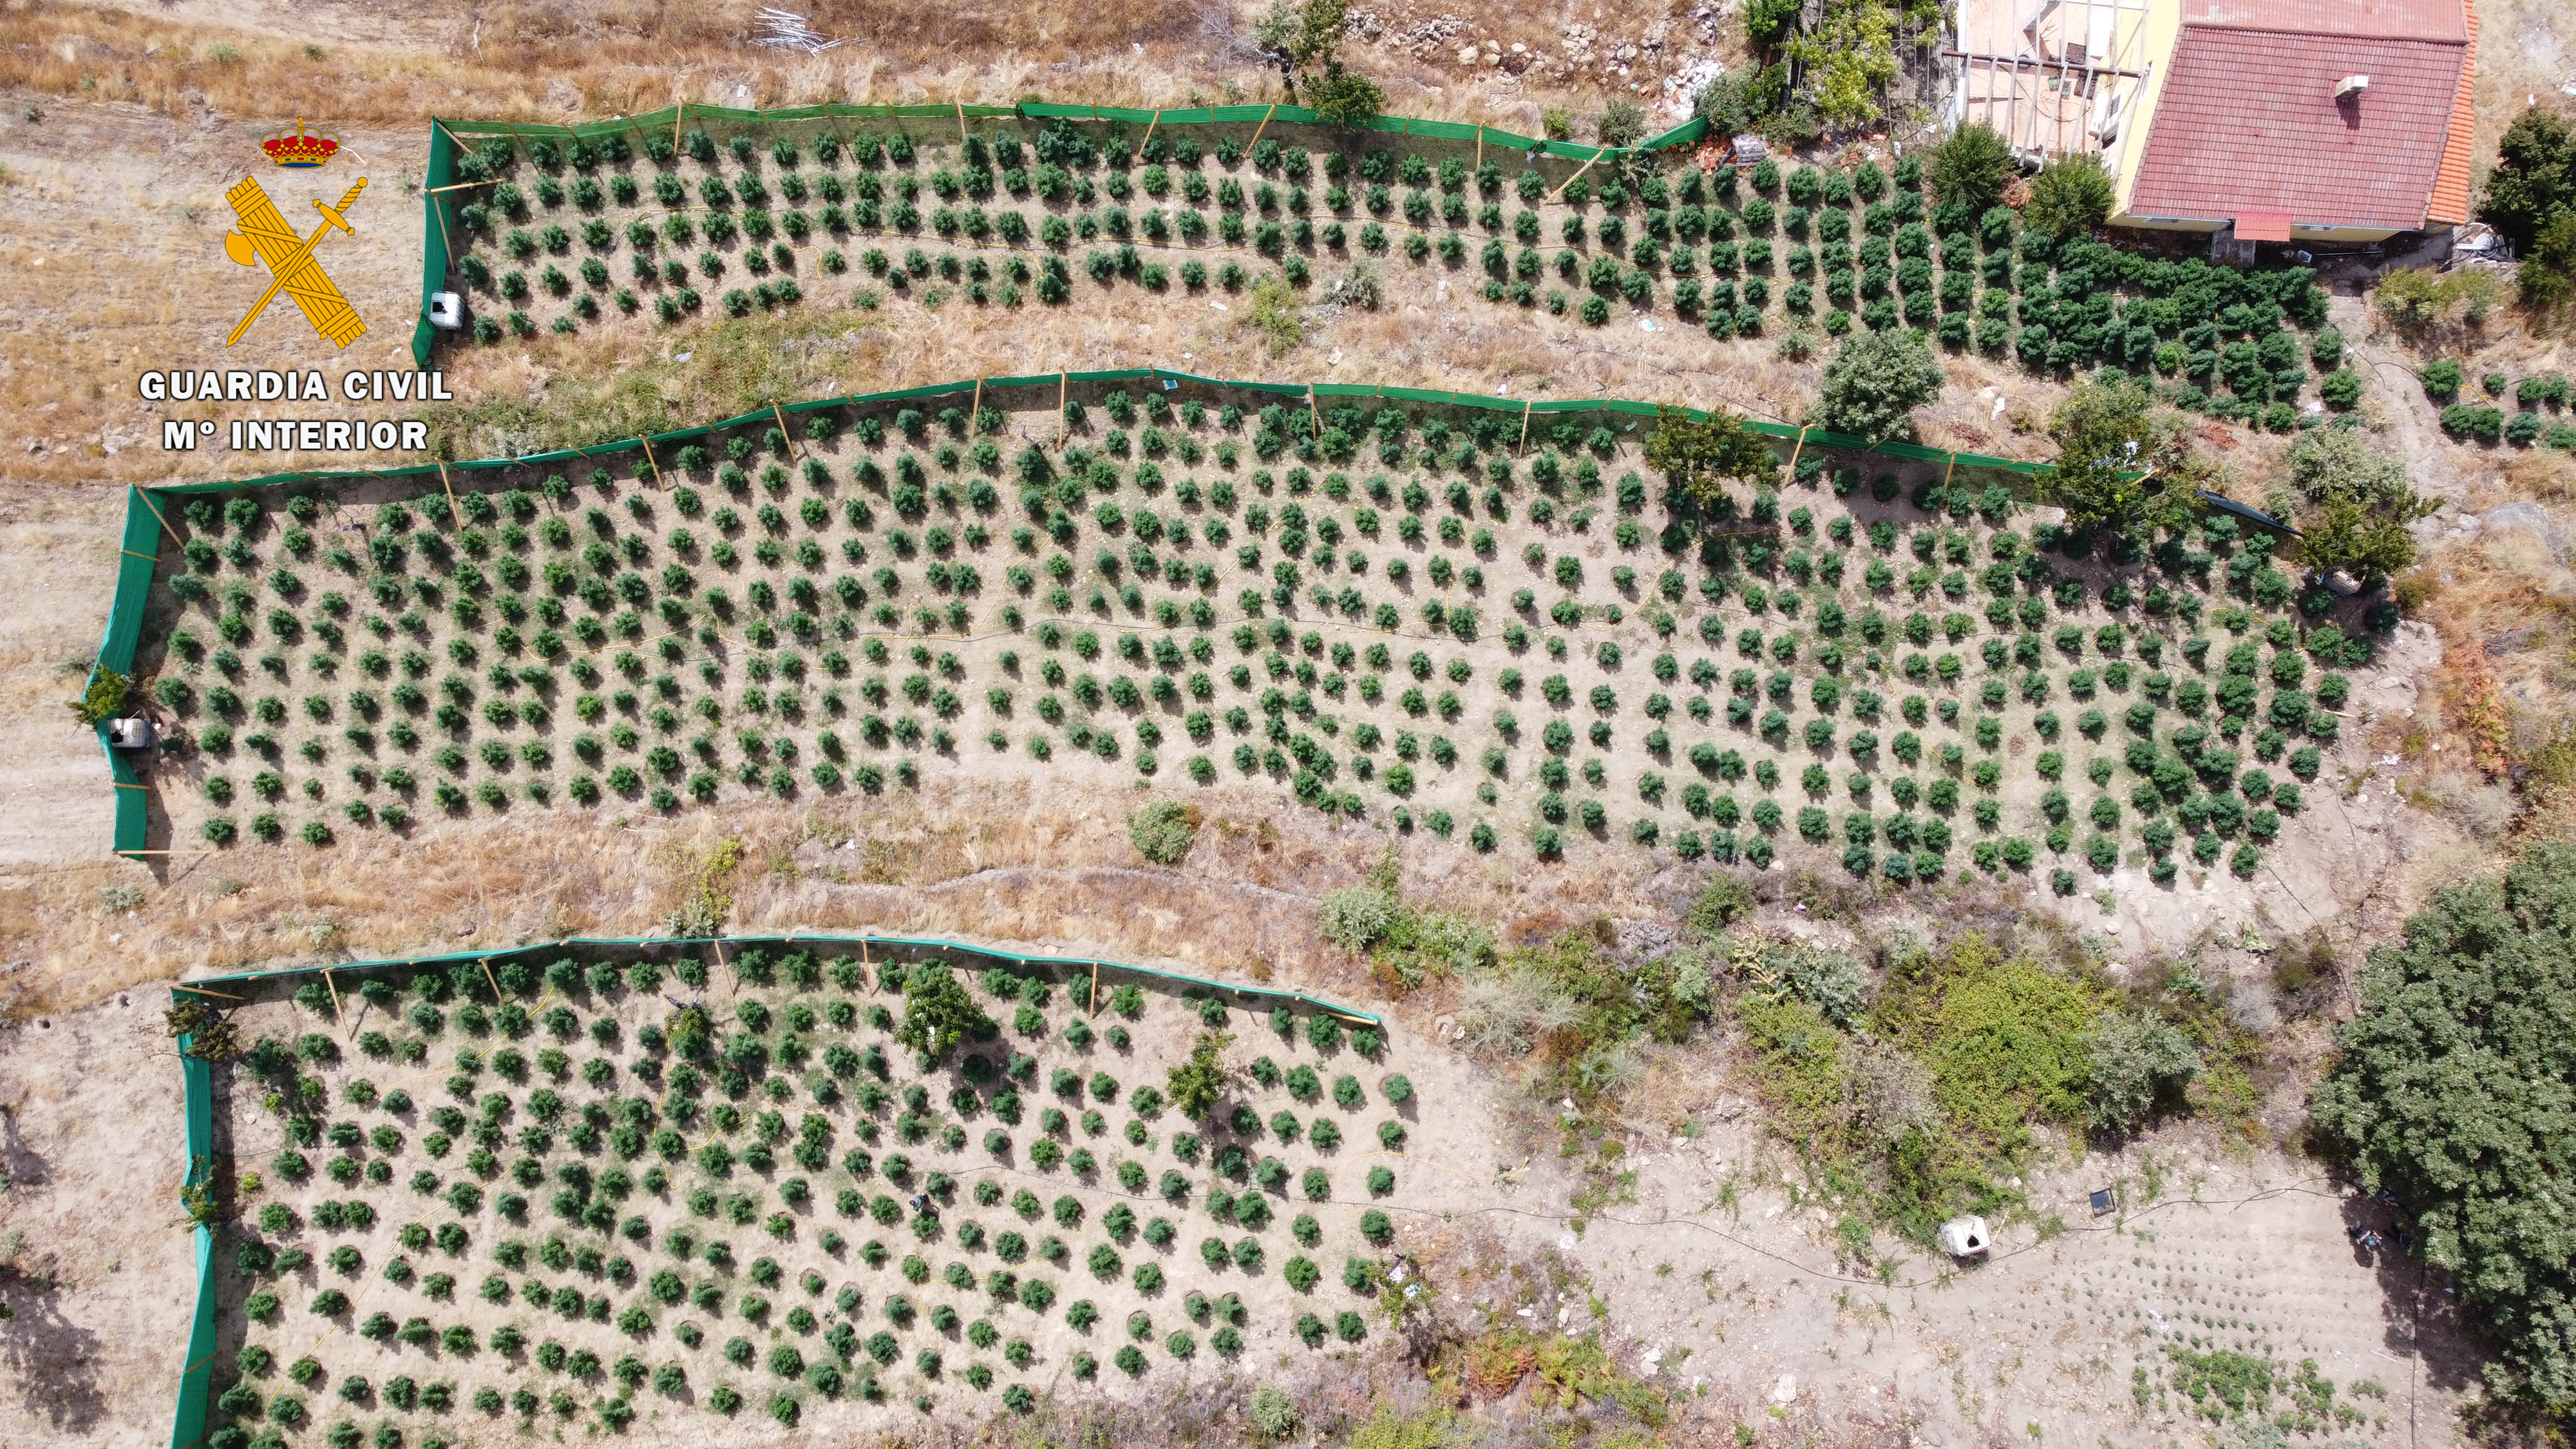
1;774;1710;1021
1;0;1705;131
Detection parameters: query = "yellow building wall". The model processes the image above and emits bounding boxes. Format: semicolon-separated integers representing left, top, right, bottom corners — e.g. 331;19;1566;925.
2108;0;2184;219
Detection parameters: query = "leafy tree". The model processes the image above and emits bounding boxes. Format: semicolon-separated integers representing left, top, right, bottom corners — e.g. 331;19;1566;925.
1696;65;1788;136
1788;0;1900;130
1743;0;1801;47
2522;211;2576;312
1930;122;2016;216
2023;154;2114;241
2477;107;2574;251
1303;68;1385;130
2296;496;2422;586
1126;799;1201;866
1251;0;1350;100
2032;380;2196;538
1811;329;1945;442
2080;1012;2199;1133
1643;404;1780;506
1167;1031;1234;1122
895;962;991;1067
70;667;130;726
2282;426;2434;583
2313;844;2576;1410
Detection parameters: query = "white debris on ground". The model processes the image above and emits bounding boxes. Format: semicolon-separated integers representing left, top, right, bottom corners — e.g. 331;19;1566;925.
752;8;840;55
1662;57;1728;121
1348;0;1730;102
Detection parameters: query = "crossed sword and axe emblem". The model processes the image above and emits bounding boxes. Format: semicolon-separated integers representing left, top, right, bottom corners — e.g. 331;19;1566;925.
222;175;369;348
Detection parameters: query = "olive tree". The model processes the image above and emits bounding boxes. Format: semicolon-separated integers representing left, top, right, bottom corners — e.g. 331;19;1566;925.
2080;1011;2200;1133
2313;844;2576;1410
1166;1030;1235;1122
1643;404;1780;506
895;962;992;1066
2033;379;2197;538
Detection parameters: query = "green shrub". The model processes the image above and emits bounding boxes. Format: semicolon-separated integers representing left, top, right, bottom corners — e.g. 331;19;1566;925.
1127;799;1200;864
1314;887;1399;952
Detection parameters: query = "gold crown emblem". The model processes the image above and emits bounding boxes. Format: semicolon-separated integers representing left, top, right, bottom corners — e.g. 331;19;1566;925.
261;120;340;169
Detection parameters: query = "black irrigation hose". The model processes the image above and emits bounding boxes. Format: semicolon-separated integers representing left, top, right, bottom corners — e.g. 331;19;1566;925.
1352;1170;2346;1292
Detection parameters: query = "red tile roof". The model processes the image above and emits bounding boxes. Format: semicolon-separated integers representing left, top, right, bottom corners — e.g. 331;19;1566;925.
2235;211;2294;240
2183;0;2464;41
2425;0;2478;223
2126;23;2470;231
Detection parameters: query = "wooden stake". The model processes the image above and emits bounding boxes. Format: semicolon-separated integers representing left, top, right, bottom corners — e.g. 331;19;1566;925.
969;377;984;426
171;983;246;1001
1546;147;1606;204
954;99;968;144
1785;425;1812;479
423;180;497;194
1516;399;1533;456
1057;371;1070;440
636;436;664;488
426;194;457;281
771;402;801;462
1249;104;1278;149
1090;961;1100;1013
131;486;183;547
674;102;687;155
1940;450;1959;493
1307;387;1321;438
478;956;503;1005
1475;126;1484;169
1142;109;1162;149
321;967;348;1032
434;459;461;526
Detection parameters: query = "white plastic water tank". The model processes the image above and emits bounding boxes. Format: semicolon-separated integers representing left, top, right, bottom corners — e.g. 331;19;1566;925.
427;291;465;330
1938;1215;1992;1258
105;717;158;749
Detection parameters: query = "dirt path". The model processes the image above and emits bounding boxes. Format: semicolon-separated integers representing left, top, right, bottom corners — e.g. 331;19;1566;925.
0;989;197;1445
0;486;130;867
